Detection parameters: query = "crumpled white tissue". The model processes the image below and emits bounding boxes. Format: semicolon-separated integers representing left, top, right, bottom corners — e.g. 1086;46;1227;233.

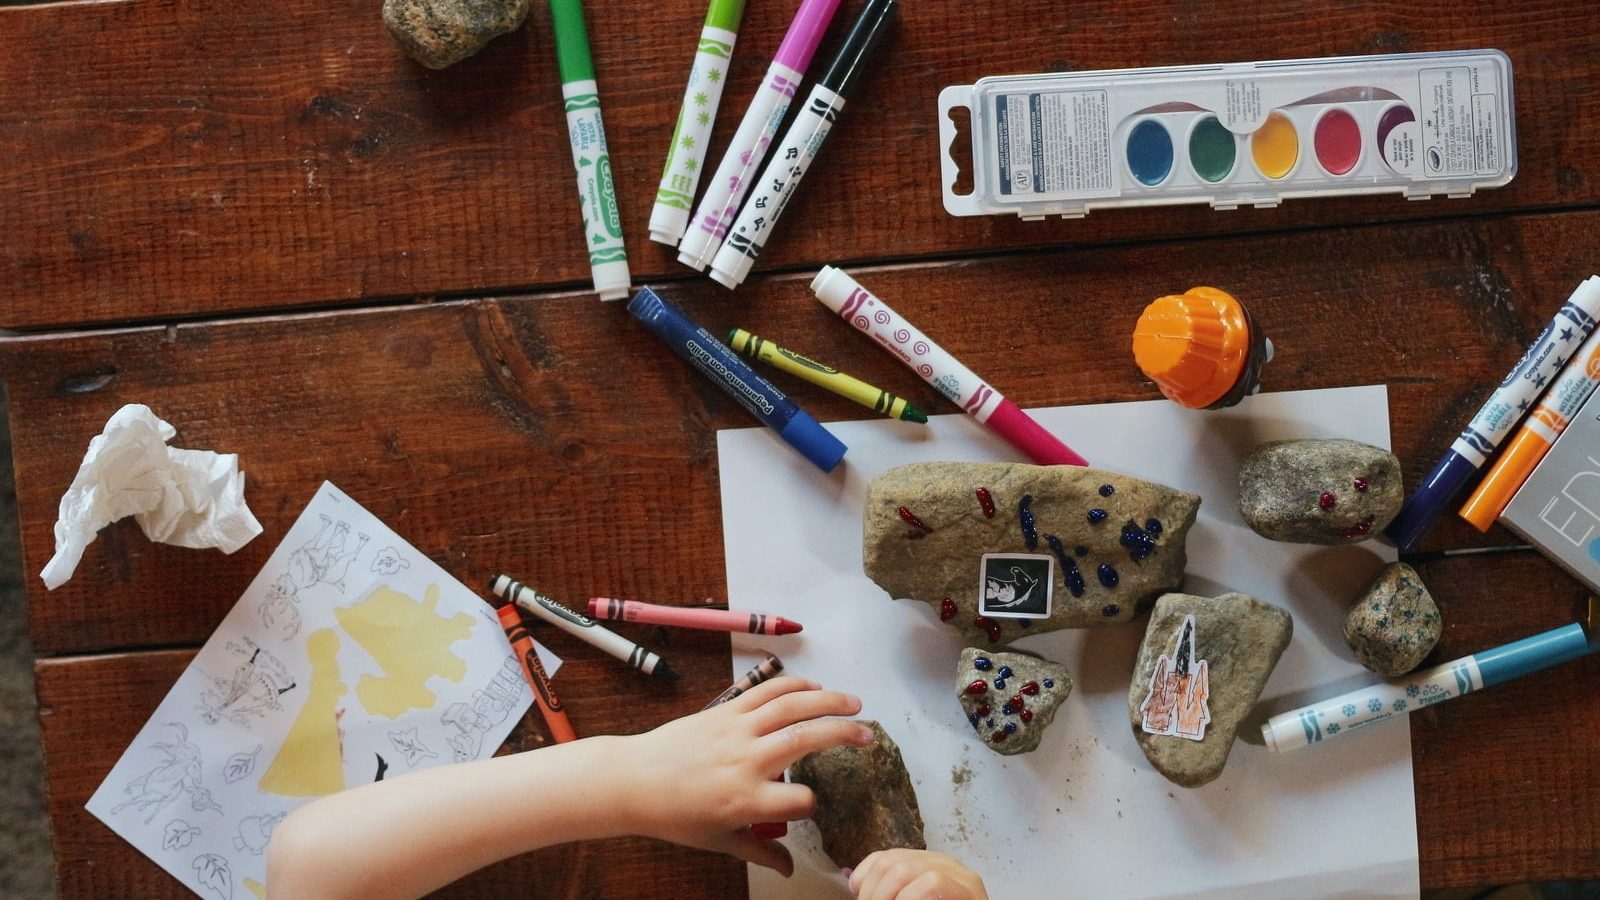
41;404;263;589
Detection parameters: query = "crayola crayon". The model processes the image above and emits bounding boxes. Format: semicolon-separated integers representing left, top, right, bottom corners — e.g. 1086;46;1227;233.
728;328;927;423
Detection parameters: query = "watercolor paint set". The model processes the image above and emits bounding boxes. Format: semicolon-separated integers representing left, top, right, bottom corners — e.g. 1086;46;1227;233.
938;50;1516;219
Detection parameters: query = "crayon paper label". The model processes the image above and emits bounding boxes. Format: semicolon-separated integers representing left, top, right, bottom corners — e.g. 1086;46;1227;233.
992;90;1114;199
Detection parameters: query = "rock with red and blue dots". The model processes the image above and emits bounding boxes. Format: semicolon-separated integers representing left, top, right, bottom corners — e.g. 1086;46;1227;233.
1238;439;1402;544
863;462;1200;644
956;647;1073;755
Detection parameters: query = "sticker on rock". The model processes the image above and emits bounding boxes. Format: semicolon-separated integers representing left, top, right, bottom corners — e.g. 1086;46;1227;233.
978;553;1053;619
1138;614;1211;741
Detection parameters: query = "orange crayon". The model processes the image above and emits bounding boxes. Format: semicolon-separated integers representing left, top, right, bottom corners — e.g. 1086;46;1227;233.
494;601;577;744
1460;327;1600;531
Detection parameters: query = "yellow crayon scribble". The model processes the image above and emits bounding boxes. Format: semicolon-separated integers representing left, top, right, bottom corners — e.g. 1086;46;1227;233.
336;584;473;719
259;629;347;797
244;878;267;899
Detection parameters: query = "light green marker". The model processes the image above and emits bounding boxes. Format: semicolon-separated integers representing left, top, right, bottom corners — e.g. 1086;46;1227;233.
551;0;629;301
648;0;748;246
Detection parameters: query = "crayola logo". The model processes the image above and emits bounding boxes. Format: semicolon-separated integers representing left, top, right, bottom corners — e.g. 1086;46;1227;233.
597;157;622;239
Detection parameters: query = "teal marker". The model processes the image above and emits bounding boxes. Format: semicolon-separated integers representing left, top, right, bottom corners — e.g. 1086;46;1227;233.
551;0;630;301
649;0;748;246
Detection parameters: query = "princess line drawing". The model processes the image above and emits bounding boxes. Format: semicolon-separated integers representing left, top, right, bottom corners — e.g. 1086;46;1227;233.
198;640;296;726
110;724;223;824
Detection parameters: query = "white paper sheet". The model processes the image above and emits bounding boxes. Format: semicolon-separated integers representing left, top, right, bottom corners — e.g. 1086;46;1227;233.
719;386;1419;899
87;482;553;900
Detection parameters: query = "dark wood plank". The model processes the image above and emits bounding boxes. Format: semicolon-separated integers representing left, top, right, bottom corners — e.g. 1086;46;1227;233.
35;649;747;899
5;209;1596;655
3;0;1600;328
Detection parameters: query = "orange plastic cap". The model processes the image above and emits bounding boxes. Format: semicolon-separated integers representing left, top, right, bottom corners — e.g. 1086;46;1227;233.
1133;287;1253;409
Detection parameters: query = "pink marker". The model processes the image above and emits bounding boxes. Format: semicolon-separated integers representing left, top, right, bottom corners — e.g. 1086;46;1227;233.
810;266;1089;467
588;597;803;635
676;0;843;271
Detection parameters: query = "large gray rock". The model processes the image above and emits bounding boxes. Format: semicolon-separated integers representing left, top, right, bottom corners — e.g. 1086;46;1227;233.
789;720;925;869
864;462;1200;644
956;647;1072;755
1128;592;1292;788
383;0;530;69
1344;562;1442;676
1239;439;1402;544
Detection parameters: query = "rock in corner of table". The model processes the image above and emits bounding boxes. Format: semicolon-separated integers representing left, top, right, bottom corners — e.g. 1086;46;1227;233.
382;0;531;69
862;462;1200;645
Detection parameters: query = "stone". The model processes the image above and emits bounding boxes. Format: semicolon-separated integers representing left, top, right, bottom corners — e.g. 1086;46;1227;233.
863;462;1201;644
382;0;530;70
1128;591;1292;788
955;647;1072;755
789;720;925;869
1238;439;1402;544
1343;562;1442;675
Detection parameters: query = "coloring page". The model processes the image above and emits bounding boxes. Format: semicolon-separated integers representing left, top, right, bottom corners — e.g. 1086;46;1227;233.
87;482;556;899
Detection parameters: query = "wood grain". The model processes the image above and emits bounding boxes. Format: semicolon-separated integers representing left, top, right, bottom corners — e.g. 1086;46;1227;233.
3;0;1600;328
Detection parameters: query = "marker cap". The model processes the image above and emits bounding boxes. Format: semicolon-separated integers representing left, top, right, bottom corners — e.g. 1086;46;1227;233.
549;0;597;84
818;0;899;97
778;407;848;472
774;0;845;72
1475;622;1593;685
1383;451;1479;551
592;259;631;302
703;0;749;32
1133;287;1269;409
1458;428;1547;531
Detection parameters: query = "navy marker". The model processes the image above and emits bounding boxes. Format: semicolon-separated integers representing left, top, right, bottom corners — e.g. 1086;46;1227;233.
627;287;847;472
707;0;900;289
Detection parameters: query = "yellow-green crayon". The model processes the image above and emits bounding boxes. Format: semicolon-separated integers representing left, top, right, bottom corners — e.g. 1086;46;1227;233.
727;328;928;424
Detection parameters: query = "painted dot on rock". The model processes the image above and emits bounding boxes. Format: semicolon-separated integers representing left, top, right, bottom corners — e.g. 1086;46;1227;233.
1019;619;1033;629
939;598;957;621
974;616;1002;644
974;657;993;671
991;730;1008;743
1319;491;1337;511
1098;563;1119;587
1018;495;1038;549
1354;478;1369;492
987;718;996;728
1075;545;1089;556
1099;484;1115;496
975;703;990;716
1088;509;1108;524
1004;722;1018;733
1101;604;1121;617
1021;681;1040;696
1008;693;1024;708
1002;702;1016;715
1145;518;1162;535
1340;518;1375;538
1042;678;1055;688
998;665;1014;678
964;679;989;696
976;487;996;518
994;678;1007;690
898;506;933;533
967;713;980;724
1020;709;1034;724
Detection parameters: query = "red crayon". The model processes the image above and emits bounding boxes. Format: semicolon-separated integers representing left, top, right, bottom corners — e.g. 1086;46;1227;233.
588;597;803;636
495;602;577;744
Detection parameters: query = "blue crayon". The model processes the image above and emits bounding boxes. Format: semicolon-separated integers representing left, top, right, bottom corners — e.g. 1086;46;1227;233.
1385;276;1600;551
627;287;847;472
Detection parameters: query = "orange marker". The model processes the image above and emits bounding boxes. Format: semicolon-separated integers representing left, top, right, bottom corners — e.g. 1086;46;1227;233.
1460;328;1600;531
494;602;577;744
1133;287;1273;409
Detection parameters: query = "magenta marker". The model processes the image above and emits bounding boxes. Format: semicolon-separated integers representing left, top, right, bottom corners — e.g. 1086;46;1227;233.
810;266;1090;467
676;0;844;272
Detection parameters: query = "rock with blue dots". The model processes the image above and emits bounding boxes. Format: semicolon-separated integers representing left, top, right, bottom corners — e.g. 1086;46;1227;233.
1343;562;1441;675
956;647;1074;755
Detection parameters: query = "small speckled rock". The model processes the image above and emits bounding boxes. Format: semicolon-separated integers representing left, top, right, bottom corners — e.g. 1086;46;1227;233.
955;647;1072;755
1239;439;1402;544
1128;592;1292;788
1344;562;1442;675
863;462;1200;645
383;0;530;69
789;720;925;869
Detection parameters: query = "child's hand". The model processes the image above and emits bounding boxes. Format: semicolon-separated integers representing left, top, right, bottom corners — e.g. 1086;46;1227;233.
849;849;989;900
612;675;870;877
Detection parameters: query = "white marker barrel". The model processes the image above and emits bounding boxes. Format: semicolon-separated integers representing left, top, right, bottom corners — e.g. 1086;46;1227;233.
649;25;739;246
562;80;630;301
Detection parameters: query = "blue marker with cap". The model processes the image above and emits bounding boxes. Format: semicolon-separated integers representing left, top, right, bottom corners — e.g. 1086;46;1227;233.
1262;615;1598;752
626;287;848;472
1385;276;1600;551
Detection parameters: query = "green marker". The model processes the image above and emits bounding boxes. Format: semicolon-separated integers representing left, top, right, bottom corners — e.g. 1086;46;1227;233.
551;0;629;301
648;0;748;246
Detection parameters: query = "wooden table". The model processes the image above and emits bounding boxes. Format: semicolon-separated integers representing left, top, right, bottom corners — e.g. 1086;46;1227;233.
4;0;1598;895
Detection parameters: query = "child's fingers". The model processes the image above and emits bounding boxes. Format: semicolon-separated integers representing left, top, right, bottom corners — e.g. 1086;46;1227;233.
759;719;875;769
723;675;821;714
750;689;862;735
899;871;968;900
706;831;795;877
854;850;925;900
754;780;816;822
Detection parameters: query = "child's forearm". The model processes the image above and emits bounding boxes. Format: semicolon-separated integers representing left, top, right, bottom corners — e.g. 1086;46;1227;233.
267;736;636;900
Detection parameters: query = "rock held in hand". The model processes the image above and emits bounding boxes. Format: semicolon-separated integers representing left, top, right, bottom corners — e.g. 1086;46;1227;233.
1344;562;1442;676
864;462;1200;645
1239;439;1401;544
1128;591;1292;788
956;647;1072;755
383;0;530;69
789;720;925;869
